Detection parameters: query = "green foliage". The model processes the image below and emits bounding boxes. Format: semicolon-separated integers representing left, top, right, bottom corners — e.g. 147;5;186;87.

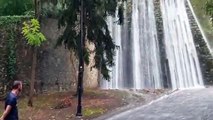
205;0;213;25
24;11;35;16
191;0;211;31
83;108;105;117
0;16;31;93
57;0;126;80
0;16;31;27
0;0;33;16
6;29;16;81
22;19;46;47
191;0;213;47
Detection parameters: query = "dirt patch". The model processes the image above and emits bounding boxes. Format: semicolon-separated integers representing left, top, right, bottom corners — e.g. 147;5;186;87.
0;89;170;120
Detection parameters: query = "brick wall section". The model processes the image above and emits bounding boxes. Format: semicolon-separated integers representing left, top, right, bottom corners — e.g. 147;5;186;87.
37;18;98;92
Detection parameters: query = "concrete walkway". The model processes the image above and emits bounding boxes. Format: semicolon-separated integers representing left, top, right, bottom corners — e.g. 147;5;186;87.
101;88;213;120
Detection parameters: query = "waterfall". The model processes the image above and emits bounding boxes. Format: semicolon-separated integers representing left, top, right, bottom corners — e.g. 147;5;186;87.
132;0;162;89
101;0;204;89
161;0;203;89
102;15;122;89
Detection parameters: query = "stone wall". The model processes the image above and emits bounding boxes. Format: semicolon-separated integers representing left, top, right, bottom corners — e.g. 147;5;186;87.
15;28;33;86
185;1;213;84
0;18;99;95
84;42;99;88
0;17;33;96
37;18;74;92
37;18;99;92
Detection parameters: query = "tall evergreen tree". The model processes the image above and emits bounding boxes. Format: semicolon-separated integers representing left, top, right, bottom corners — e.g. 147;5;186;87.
57;0;126;80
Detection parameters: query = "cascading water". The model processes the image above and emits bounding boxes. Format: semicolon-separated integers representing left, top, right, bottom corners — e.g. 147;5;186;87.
101;0;204;89
132;0;162;89
101;15;122;89
161;0;203;89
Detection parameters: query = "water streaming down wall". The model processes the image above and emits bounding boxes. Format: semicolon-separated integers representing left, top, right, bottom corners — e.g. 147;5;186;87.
101;0;204;89
132;0;163;89
102;5;129;89
161;0;203;89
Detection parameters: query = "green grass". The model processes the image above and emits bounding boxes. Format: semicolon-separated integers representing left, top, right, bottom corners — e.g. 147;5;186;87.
191;0;211;30
83;108;106;117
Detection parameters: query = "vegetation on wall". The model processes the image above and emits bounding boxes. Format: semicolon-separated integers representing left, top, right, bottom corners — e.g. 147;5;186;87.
205;0;213;25
191;0;211;30
0;0;33;16
6;29;16;86
191;0;213;47
0;16;31;26
0;16;31;96
0;17;20;88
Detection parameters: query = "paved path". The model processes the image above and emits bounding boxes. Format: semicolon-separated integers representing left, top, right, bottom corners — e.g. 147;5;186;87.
104;88;213;120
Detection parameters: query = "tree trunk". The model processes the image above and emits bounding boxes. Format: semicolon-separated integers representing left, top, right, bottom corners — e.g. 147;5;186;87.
34;0;40;17
34;0;41;19
28;47;37;107
28;0;40;107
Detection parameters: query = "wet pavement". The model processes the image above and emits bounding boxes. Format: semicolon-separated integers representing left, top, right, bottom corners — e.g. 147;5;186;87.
103;88;213;120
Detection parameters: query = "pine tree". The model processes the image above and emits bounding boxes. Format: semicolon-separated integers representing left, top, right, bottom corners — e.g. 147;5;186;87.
57;0;126;80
